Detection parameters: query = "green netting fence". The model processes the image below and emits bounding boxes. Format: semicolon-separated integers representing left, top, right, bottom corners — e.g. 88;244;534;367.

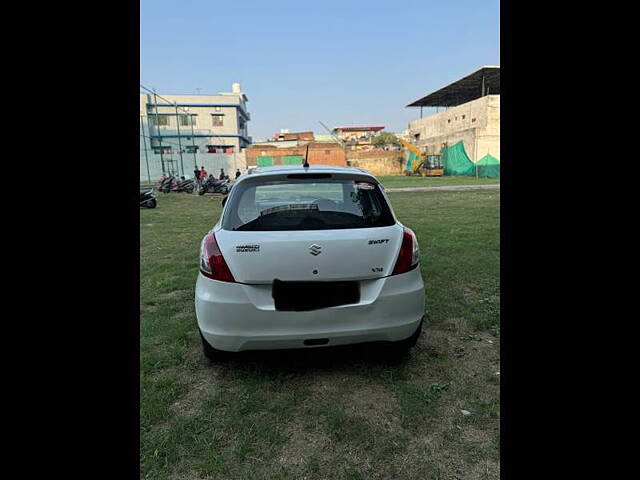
476;153;500;178
441;141;475;176
403;140;500;178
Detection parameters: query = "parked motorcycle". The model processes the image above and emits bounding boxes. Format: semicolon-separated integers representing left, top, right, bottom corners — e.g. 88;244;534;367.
140;188;157;208
171;177;195;193
158;175;195;193
158;175;175;193
199;177;230;195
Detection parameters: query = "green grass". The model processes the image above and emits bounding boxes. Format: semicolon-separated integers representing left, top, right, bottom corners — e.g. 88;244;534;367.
140;189;500;479
376;175;499;189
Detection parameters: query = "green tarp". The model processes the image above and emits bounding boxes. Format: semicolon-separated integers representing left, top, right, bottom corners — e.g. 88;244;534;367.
441;141;475;176
476;153;500;178
403;140;500;177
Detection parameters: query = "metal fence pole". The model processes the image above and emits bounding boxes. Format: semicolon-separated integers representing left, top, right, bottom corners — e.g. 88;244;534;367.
174;103;185;176
152;90;165;174
190;120;197;169
140;115;151;185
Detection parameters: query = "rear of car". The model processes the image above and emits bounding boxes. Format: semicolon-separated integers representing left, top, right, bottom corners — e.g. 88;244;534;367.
195;167;425;355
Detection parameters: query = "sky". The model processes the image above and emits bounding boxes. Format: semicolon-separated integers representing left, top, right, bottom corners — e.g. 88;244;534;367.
140;0;499;141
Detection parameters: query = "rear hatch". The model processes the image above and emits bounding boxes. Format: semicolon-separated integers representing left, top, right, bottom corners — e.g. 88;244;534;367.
216;225;403;283
216;171;403;284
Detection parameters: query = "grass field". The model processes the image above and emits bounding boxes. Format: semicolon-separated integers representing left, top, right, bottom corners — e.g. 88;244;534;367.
375;175;499;189
140;189;500;479
141;175;499;191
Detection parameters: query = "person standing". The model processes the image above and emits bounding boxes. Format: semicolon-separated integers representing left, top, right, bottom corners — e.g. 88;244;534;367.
193;167;201;189
219;168;226;180
200;166;208;180
235;169;241;179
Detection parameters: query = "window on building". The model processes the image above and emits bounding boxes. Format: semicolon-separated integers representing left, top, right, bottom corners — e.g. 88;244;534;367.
152;146;171;154
472;118;476;122
179;115;196;127
447;119;451;123
239;118;246;130
207;145;233;153
150;115;169;127
186;145;199;154
462;115;466;119
211;115;224;126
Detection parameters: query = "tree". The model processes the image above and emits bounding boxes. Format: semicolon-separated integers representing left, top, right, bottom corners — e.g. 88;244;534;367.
372;132;400;147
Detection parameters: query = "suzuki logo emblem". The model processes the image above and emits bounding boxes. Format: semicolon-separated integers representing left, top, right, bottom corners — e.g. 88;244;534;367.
309;244;322;256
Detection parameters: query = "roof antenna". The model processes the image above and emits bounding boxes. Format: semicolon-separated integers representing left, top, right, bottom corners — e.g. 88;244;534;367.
303;144;310;168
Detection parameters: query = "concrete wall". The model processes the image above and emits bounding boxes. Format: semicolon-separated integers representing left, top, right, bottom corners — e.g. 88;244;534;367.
347;156;404;176
140;151;247;182
408;95;500;162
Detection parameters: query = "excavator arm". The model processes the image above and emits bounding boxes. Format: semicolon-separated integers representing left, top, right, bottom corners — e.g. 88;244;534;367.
400;139;425;174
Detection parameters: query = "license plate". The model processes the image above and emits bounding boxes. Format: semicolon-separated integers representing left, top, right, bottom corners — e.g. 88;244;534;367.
272;279;360;312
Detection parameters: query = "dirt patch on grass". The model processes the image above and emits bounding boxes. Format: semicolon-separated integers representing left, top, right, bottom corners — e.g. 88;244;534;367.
171;311;193;321
158;289;189;301
169;365;224;417
276;424;330;469
342;382;398;427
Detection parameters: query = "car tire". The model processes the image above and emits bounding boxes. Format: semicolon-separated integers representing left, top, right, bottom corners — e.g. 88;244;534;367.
147;199;157;208
387;317;423;356
199;329;228;362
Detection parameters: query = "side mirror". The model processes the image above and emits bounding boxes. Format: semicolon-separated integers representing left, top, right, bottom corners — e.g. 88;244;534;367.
222;196;228;207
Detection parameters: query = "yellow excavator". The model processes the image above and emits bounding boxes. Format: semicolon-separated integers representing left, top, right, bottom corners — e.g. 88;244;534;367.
400;139;444;177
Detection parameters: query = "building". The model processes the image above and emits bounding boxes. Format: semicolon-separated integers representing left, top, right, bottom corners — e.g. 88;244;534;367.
406;66;500;162
272;130;315;142
245;142;347;167
140;83;251;156
332;126;385;149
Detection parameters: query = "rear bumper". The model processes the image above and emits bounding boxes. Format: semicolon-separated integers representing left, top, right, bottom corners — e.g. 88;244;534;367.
195;268;425;352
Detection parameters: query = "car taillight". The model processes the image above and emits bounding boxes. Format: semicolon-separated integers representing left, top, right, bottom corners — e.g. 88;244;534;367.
392;227;420;275
199;232;236;282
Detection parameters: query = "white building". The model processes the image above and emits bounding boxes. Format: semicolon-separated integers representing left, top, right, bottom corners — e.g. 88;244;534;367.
139;83;251;180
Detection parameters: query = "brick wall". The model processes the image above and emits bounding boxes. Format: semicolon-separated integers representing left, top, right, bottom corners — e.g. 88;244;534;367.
245;143;347;166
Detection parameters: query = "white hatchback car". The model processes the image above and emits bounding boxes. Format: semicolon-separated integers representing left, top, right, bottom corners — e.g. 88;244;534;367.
195;165;425;360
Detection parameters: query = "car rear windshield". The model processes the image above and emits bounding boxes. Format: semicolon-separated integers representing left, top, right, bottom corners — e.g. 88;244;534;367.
222;178;395;231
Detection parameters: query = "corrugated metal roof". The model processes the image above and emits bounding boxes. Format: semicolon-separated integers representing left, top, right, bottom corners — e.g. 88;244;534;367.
406;66;500;108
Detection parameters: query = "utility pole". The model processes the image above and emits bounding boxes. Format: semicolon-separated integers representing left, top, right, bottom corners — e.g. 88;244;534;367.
140;115;152;185
152;89;165;174
174;103;185;176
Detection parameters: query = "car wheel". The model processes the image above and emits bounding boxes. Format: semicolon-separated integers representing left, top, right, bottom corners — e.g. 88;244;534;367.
387;318;423;356
199;329;227;361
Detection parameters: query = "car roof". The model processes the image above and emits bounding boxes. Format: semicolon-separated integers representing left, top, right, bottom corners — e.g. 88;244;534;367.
243;165;376;179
